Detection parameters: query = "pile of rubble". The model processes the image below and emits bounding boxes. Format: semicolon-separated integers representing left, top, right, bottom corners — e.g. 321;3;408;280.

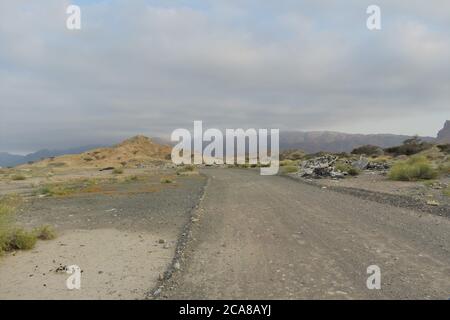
298;155;345;179
297;155;390;179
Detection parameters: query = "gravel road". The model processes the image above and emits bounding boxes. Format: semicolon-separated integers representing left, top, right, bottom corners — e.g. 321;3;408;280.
162;168;450;299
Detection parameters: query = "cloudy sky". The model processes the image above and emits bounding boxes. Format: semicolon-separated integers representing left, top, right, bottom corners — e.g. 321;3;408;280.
1;0;449;153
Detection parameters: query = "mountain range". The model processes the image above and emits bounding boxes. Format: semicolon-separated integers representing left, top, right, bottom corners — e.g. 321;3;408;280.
0;145;103;168
1;121;448;167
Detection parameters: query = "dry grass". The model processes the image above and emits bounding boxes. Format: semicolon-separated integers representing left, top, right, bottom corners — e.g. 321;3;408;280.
282;165;298;174
160;177;174;184
1;195;57;254
34;225;57;240
112;168;124;174
444;186;450;197
388;156;438;181
11;174;26;181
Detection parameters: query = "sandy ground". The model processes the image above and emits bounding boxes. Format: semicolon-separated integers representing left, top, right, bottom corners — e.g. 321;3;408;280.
0;229;173;299
0;169;206;299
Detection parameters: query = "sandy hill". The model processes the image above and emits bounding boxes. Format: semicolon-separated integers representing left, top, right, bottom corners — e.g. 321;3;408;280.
22;135;172;169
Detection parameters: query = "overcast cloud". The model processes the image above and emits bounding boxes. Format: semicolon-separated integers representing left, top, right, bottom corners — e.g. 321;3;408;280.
1;0;449;153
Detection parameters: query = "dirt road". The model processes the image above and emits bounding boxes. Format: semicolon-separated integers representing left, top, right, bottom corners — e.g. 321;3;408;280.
163;168;450;299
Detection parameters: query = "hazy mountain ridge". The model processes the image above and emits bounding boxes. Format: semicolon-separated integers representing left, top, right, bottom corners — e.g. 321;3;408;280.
0;145;104;167
279;131;435;153
2;121;448;167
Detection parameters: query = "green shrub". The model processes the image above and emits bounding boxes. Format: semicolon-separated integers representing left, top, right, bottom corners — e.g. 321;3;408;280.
176;164;196;174
112;168;124;174
437;144;450;154
388;156;438;181
11;174;26;181
347;168;360;176
384;137;432;156
351;145;383;156
4;228;37;250
160;178;173;184
444;186;450;197
282;165;298;174
438;160;450;175
34;225;56;240
280;160;296;167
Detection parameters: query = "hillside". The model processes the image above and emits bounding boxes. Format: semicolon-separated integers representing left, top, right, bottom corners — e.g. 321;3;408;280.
20;135;171;169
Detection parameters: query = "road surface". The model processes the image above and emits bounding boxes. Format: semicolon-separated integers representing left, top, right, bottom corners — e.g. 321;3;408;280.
163;168;450;299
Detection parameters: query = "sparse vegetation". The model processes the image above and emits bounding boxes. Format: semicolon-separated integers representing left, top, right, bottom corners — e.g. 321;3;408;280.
1;195;57;255
11;174;26;181
351;145;383;156
438;160;450;175
388;156;438;181
2;228;37;251
280;149;305;161
176;164;196;174
280;159;299;167
160;177;174;184
34;225;56;240
444;186;450;197
112;168;124;174
437;144;450;154
282;165;298;174
125;175;139;182
335;163;360;176
384;137;432;156
37;184;75;197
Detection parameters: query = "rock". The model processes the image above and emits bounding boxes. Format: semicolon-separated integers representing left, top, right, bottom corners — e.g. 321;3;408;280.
351;156;369;170
158;239;166;244
297;155;342;179
426;200;440;206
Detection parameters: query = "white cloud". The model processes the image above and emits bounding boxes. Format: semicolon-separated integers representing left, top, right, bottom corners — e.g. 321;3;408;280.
0;0;449;152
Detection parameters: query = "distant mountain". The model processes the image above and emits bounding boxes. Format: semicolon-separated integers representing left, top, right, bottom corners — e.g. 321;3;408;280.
0;145;104;167
437;120;450;144
279;131;435;153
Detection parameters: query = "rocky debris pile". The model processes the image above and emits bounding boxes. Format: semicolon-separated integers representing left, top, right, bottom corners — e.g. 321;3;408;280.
298;155;345;179
351;156;390;171
297;155;390;179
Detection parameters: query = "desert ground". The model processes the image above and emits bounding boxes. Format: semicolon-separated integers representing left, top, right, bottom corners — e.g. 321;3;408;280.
0;137;449;300
0;166;205;299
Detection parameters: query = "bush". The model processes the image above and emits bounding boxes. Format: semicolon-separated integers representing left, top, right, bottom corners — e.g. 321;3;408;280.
11;174;26;181
4;228;37;250
34;225;56;240
335;163;360;176
444;186;450;197
351;145;383;156
160;178;173;184
280;160;297;167
384;137;432;156
437;144;450;154
176;164;196;174
112;168;124;174
282;165;298;174
438;160;450;175
388;156;438;181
